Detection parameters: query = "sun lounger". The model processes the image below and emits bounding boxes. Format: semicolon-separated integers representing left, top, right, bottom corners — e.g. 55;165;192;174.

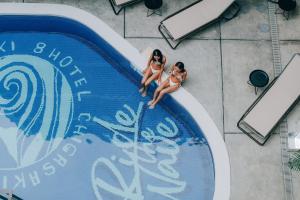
0;189;23;200
0;189;11;200
238;54;300;145
158;0;240;49
0;190;23;200
109;0;142;15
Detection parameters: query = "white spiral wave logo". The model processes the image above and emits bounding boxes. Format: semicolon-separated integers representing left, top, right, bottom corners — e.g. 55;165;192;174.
0;55;74;170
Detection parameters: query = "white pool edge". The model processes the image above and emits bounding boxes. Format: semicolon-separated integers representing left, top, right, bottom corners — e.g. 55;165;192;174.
0;3;230;200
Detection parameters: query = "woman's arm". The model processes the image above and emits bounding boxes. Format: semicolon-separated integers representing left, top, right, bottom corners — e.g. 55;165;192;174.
158;68;164;84
179;71;187;86
143;53;153;74
158;56;167;83
182;71;187;82
169;64;175;75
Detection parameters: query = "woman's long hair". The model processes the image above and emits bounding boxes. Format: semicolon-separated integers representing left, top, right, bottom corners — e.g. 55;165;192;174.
175;62;185;72
151;49;163;64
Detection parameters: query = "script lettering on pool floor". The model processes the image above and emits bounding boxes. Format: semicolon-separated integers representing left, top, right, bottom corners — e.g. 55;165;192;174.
92;102;186;200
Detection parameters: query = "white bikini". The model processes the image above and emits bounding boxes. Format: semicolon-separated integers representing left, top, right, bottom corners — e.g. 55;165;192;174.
169;78;179;87
169;70;183;87
150;61;162;74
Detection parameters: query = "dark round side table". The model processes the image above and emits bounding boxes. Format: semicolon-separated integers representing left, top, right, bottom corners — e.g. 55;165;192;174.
144;0;163;17
248;69;269;95
277;0;297;20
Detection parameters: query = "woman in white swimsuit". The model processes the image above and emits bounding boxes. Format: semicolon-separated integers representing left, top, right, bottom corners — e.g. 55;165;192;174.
140;49;166;97
148;62;187;109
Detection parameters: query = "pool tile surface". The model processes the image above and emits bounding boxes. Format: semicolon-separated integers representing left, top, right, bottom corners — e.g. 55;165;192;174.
226;134;284;200
222;40;273;133
221;0;270;40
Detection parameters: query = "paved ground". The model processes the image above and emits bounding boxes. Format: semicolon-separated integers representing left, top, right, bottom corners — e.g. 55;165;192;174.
2;0;300;199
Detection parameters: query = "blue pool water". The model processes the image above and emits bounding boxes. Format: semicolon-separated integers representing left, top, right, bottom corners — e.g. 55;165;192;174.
0;24;215;199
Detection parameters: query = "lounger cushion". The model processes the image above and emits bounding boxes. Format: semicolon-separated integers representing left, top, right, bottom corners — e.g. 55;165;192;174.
113;0;136;6
243;54;300;137
162;0;234;40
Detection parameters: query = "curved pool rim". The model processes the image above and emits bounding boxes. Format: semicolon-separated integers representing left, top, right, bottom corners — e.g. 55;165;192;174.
0;3;230;200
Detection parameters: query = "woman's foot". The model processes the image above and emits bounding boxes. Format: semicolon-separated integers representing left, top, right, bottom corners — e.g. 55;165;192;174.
139;87;144;93
147;100;153;106
149;104;155;109
142;90;147;97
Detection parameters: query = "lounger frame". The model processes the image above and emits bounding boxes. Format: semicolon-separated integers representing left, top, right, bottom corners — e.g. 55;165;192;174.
109;0;142;15
237;53;300;145
0;190;23;200
158;0;240;49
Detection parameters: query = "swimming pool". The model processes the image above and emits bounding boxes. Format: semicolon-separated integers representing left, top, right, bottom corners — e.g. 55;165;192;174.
0;3;230;200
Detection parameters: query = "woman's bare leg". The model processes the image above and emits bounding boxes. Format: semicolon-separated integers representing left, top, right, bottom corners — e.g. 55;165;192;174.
140;68;152;92
149;85;179;109
142;72;160;97
150;80;169;103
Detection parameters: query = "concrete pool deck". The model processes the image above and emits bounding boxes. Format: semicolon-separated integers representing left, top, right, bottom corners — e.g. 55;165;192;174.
1;0;300;199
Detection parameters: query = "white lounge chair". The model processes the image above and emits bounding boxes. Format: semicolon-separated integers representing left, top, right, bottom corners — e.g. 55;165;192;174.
0;189;12;200
238;54;300;145
109;0;142;15
158;0;240;49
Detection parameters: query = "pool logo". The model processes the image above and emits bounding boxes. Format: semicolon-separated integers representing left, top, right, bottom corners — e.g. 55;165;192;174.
0;54;74;170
